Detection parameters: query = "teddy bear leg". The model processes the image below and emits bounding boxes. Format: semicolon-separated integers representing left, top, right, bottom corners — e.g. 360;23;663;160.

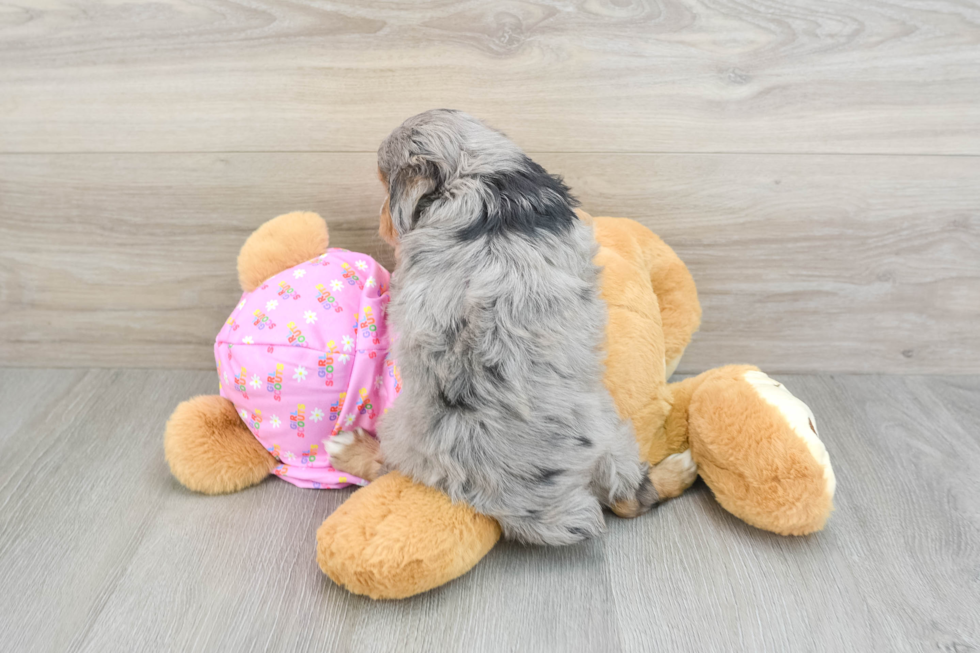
164;395;277;494
316;472;501;599
678;366;836;535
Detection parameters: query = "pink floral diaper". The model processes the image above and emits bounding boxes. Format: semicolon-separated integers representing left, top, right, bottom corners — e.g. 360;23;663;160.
215;248;400;489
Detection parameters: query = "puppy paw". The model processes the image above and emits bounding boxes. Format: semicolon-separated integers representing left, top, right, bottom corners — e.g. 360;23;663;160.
610;474;659;519
649;449;698;500
326;428;382;481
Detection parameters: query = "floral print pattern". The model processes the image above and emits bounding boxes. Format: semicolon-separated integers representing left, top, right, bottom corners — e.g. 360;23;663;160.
215;248;400;489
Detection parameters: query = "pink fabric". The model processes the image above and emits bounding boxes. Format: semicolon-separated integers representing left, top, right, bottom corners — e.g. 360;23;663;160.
215;249;400;489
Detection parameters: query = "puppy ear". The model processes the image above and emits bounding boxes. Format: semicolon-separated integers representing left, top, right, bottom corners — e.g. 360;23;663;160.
388;159;439;237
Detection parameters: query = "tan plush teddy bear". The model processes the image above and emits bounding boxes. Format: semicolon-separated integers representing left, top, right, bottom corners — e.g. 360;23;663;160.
164;211;835;600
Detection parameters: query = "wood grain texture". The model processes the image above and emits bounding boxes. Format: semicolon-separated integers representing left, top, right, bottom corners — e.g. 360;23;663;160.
0;369;977;652
2;152;977;373
1;0;979;154
2;0;978;372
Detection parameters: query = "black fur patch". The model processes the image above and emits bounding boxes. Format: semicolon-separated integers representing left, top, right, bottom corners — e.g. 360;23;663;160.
390;157;443;232
438;386;473;411
575;435;593;448
457;156;579;241
412;191;439;228
486;363;505;384
534;467;564;485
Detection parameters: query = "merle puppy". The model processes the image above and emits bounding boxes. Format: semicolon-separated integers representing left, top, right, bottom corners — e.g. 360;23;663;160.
329;109;686;545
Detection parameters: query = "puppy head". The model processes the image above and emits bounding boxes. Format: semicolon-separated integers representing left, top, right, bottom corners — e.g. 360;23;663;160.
377;109;577;243
378;109;506;241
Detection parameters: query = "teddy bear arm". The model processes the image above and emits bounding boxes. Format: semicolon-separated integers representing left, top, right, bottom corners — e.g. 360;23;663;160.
628;223;701;376
592;217;701;377
316;472;501;599
594;244;675;465
164;395;277;494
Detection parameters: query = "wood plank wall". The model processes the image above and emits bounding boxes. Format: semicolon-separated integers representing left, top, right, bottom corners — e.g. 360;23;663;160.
1;0;978;373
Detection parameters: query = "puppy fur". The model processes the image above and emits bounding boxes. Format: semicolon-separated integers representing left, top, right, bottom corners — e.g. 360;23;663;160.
373;109;655;546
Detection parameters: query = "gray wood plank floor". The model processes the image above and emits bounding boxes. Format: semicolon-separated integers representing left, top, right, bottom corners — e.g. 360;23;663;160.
0;369;977;652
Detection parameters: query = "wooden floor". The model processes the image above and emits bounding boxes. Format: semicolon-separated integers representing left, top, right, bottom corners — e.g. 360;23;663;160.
0;368;977;652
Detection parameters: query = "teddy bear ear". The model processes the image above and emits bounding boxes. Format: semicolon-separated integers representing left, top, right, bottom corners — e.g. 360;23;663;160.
237;212;329;292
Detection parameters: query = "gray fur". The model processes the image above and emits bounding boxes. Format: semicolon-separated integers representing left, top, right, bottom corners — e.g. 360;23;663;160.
377;109;651;545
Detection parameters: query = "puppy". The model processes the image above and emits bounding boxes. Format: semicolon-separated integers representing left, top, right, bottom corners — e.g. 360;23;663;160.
330;109;691;545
